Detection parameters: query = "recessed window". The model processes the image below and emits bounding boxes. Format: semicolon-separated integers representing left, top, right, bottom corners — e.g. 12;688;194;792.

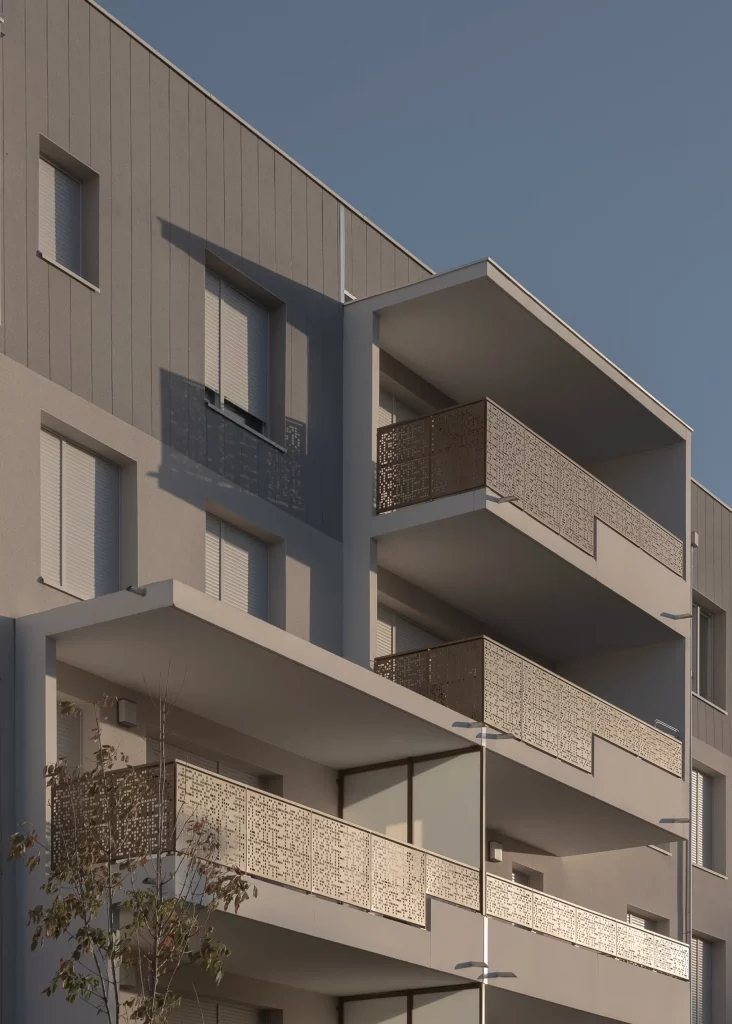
512;868;531;887
205;512;269;621
691;768;714;869
205;270;269;435
692;602;715;703
57;700;82;768
627;911;657;931
38;138;99;287
40;430;120;599
375;604;443;658
39;159;82;276
692;936;713;1024
378;388;418;429
170;996;262;1024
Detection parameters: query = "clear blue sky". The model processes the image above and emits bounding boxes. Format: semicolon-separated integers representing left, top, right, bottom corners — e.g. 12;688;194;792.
102;0;732;502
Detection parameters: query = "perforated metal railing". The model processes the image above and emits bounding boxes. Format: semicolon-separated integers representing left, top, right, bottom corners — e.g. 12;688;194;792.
50;760;481;927
376;398;684;576
485;873;689;980
374;636;683;777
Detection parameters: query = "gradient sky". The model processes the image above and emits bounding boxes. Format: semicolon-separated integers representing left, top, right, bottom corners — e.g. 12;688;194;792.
101;0;732;502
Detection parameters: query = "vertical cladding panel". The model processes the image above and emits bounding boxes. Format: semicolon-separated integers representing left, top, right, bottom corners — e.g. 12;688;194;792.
351;214;367;299
130;41;152;434
257;141;275;271
306;178;324;293
484;640;523;737
343;208;354;295
169;72;191;455
4;0;29;363
370;836;425;926
48;258;71;390
223;114;243;256
522;661;560;758
240;127;259;262
246;790;311;891
149;57;170;442
366;226;381;296
274;152;292;278
47;0;69;147
110;27;133;425
188;86;207;465
89;8;112;411
290;166;307;286
311;814;371;908
205;100;224;249
394;247;408;289
408;259;425;283
380;236;396;293
322;191;339;300
26;0;50;380
68;0;92;399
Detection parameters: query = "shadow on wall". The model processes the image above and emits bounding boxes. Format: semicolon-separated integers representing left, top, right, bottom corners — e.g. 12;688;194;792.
154;219;344;540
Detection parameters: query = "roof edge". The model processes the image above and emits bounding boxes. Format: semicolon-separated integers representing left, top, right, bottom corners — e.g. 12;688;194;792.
692;478;732;515
84;0;434;276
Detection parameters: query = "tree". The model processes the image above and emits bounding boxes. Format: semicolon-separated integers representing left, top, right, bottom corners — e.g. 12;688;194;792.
9;696;256;1023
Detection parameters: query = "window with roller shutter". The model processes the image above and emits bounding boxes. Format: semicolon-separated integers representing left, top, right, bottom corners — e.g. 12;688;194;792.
38;158;82;276
146;738;267;790
691;768;714;869
40;430;120;599
205;270;269;435
170;996;261;1024
204;513;269;621
57;700;82;768
691;936;712;1024
376;604;443;659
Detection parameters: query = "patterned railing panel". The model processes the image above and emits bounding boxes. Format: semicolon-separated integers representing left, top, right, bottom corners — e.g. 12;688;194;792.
376;398;684;576
51;762;481;929
486;873;689;980
375;638;682;777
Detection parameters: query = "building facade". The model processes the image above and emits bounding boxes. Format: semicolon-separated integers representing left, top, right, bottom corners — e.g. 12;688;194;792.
0;0;724;1021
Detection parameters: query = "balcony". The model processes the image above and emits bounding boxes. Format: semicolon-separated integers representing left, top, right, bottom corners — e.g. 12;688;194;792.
374;636;682;778
51;760;482;927
485;872;689;981
376;399;683;577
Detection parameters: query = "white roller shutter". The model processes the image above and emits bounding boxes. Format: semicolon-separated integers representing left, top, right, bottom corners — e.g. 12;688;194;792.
221;521;268;619
39;158;82;275
62;441;119;599
40;431;62;587
204;271;222;394
692;769;713;868
375;605;443;658
378;389;417;430
221;281;269;425
627;912;656;931
40;431;119;599
57;702;81;768
692;936;712;1024
170;997;259;1024
205;513;222;599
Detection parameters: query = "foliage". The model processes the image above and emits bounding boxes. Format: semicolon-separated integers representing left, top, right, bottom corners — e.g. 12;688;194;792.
9;696;256;1023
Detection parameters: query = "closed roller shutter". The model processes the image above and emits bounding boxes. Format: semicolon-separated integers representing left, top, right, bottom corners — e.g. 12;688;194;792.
692;769;713;868
627;912;656;931
57;702;81;768
40;431;62;587
40;431;119;599
205;513;222;599
204;514;268;620
692;936;712;1024
376;605;443;658
377;389;418;429
204;271;222;394
170;997;260;1024
221;281;269;426
39;158;82;275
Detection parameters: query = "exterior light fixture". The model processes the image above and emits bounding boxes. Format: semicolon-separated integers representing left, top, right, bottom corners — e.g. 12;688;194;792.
117;698;138;729
494;495;521;504
455;961;488;970
479;971;516;980
126;585;147;597
661;611;693;620
488;841;503;863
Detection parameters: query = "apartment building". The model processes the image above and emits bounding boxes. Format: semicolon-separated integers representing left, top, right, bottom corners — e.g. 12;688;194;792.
0;0;724;1021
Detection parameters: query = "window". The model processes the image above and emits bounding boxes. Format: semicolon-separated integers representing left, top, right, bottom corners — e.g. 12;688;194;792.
378;388;418;429
205;270;269;434
692;602;715;702
627;911;657;931
205;513;268;620
512;869;531;886
57;701;81;768
692;936;712;1024
691;768;713;869
375;604;443;658
170;996;261;1024
146;738;267;790
40;431;120;599
39;158;82;276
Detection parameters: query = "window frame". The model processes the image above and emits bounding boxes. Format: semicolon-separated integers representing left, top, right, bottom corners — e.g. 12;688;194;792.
37;136;100;288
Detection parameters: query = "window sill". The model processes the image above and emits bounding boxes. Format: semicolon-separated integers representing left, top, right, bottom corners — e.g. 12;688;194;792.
205;399;287;454
37;250;100;292
693;863;728;881
692;692;728;715
38;576;85;601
